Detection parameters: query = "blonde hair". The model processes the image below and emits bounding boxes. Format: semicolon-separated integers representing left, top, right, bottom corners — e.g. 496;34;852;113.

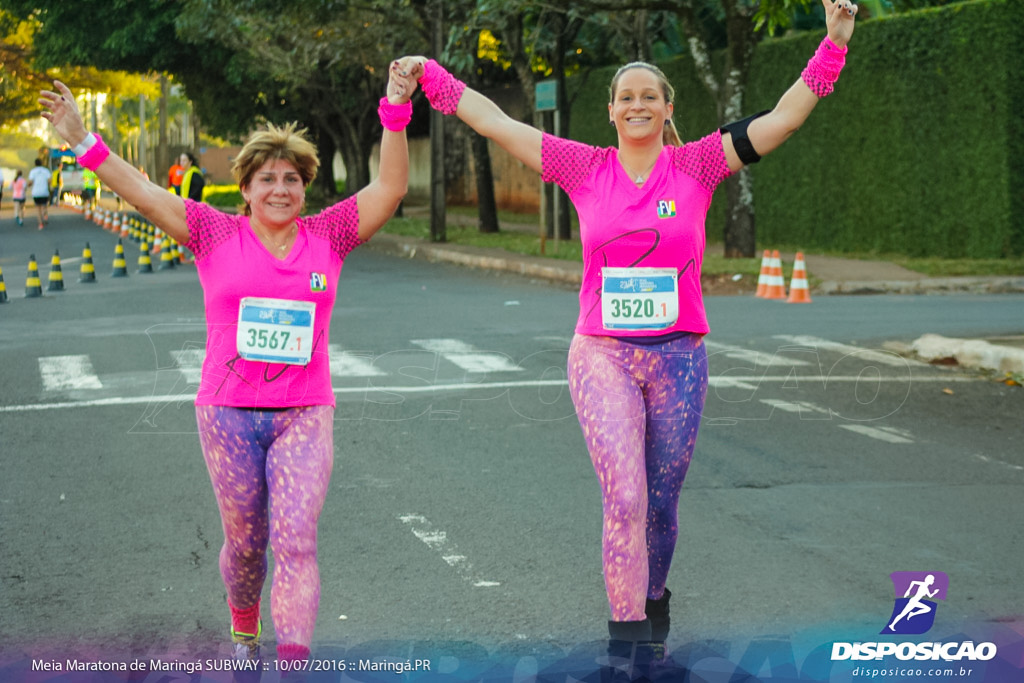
609;62;682;147
232;122;319;215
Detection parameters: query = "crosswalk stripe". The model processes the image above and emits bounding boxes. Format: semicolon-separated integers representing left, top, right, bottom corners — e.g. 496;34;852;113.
760;399;831;415
772;335;924;368
38;355;103;391
838;424;915;443
410;338;522;373
328;344;386;377
705;340;812;367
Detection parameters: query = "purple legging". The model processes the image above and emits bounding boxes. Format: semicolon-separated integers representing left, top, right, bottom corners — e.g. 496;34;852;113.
196;404;334;648
567;333;708;622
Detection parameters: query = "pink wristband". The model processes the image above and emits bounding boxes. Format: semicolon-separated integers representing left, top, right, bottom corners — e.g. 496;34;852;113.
378;97;413;131
77;133;111;170
419;60;466;115
801;36;848;98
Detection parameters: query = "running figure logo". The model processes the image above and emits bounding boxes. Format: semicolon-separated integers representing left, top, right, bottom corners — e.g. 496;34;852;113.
881;571;949;635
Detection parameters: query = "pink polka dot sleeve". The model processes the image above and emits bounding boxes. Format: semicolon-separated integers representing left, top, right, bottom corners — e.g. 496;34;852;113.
540;133;612;195
183;200;242;261
301;195;363;260
670;130;732;194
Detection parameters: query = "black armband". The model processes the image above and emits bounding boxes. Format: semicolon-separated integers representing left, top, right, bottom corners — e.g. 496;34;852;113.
720;110;770;165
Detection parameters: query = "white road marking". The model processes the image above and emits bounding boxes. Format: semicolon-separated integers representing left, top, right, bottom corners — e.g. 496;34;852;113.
170;349;204;384
773;335;925;367
759;399;831;416
398;514;499;587
705;340;812;367
972;454;1024;472
2;374;974;414
328;344;386;377
838;424;915;443
411;338;522;373
38;355;103;391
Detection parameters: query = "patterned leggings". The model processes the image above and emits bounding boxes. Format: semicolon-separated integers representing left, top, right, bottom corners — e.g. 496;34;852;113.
195;404;334;648
567;334;708;622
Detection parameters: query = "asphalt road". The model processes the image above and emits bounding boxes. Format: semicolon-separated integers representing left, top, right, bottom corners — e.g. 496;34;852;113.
1;209;1022;682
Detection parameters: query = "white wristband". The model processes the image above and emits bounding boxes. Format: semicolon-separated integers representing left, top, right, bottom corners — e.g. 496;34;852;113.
73;133;98;157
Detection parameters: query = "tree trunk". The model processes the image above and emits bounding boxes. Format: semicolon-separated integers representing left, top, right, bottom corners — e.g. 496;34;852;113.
471;132;499;233
719;1;759;258
723;168;756;257
470;29;499;234
158;75;169;186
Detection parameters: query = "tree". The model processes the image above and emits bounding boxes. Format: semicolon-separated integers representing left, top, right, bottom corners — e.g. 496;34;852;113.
178;0;428;198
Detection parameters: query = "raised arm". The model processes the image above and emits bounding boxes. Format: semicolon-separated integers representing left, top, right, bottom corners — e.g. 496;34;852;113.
396;56;543;174
722;0;858;172
356;64;418;241
40;81;189;244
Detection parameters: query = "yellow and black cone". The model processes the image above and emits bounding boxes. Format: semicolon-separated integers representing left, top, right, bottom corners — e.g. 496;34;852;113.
137;241;154;274
47;250;65;292
0;265;9;303
25;254;43;297
111;239;129;278
79;242;97;283
158;236;176;270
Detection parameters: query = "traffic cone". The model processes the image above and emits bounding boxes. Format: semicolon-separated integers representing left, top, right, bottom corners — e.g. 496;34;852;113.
137;241;154;273
151;227;163;254
158;236;177;270
762;249;786;300
111;239;129;278
79;243;97;283
47;250;65;292
754;249;771;298
0;265;8;303
25;254;43;297
112;212;121;235
84;204;92;222
787;252;813;303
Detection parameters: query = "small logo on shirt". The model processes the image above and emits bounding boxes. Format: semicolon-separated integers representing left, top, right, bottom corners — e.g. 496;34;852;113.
657;199;676;219
310;272;327;292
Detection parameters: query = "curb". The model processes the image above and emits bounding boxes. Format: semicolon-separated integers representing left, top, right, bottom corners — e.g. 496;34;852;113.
904;334;1024;376
818;276;1024;295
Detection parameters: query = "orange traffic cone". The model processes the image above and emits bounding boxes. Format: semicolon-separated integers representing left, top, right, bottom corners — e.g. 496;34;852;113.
754;249;771;298
763;250;786;300
787;252;812;303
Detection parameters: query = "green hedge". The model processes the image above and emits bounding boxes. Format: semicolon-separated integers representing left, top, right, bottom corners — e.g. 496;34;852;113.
568;0;1020;258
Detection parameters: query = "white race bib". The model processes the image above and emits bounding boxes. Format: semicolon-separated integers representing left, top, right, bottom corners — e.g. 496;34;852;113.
236;297;316;366
601;267;679;331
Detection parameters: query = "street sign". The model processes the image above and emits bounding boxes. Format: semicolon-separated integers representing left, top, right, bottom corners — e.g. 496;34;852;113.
535;80;557;112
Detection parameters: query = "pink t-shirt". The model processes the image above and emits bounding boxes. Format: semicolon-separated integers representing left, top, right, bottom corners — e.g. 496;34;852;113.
541;131;731;337
183;199;362;408
12;177;27;200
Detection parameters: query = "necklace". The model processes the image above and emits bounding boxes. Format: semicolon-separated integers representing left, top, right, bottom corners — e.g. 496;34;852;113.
254;224;297;252
621;157;658;185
